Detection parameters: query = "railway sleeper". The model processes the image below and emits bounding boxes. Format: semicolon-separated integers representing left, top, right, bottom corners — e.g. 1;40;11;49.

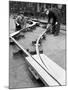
40;35;46;40
22;28;28;33
13;34;25;40
32;41;36;45
13;50;27;57
9;40;16;46
26;49;29;52
32;40;41;46
39;50;43;54
27;28;33;32
29;50;36;55
39;40;41;44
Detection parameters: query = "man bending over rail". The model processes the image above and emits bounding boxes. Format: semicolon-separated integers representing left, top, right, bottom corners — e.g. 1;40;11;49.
45;8;62;36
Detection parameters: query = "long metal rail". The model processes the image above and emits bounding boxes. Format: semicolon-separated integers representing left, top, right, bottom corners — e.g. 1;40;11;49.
35;23;63;85
35;23;57;69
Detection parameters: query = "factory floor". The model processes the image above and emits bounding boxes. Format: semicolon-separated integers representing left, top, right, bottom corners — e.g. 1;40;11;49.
9;16;66;89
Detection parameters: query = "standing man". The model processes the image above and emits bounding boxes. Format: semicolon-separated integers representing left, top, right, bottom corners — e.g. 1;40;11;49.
45;7;62;36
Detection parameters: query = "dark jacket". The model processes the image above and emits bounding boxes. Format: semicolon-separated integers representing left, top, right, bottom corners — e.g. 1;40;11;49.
48;8;62;24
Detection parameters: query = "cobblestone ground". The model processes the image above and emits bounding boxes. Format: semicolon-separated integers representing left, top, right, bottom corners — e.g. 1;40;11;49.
9;16;66;89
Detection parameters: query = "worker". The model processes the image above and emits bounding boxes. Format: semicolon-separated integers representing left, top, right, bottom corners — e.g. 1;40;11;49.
15;15;22;31
45;7;62;36
15;14;26;31
20;14;26;29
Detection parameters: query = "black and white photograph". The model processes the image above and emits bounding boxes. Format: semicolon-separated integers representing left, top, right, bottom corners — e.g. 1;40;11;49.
9;0;66;89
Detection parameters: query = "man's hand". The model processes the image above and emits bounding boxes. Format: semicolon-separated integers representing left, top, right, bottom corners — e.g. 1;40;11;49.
55;22;58;25
46;24;51;29
16;22;19;26
46;24;52;33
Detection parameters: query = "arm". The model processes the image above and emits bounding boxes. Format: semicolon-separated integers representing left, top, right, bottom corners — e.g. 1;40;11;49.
15;19;19;26
15;16;20;26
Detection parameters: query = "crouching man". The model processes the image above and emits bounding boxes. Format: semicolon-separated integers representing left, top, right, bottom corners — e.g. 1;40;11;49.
45;8;61;36
15;14;26;31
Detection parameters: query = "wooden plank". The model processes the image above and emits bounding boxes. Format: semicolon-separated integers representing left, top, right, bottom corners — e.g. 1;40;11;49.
40;54;66;85
35;54;66;85
26;55;59;86
26;54;66;86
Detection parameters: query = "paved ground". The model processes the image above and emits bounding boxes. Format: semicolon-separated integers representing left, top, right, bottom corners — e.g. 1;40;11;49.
9;16;66;89
42;31;66;70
